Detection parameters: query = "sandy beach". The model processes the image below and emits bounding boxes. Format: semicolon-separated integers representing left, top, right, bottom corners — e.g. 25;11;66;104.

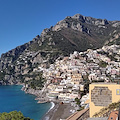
22;85;75;120
42;103;74;120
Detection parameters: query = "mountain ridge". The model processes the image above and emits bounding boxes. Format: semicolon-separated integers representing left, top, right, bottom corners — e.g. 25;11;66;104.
0;13;120;86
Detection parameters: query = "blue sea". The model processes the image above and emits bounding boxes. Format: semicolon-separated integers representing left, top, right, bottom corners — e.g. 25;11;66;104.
0;85;52;120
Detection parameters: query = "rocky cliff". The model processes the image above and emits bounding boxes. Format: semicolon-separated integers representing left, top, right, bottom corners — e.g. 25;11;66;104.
0;13;120;87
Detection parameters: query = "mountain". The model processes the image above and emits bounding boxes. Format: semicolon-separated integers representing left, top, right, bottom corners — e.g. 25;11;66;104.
0;13;120;86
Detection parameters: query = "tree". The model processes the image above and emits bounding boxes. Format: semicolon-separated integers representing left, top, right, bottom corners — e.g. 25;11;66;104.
0;111;33;120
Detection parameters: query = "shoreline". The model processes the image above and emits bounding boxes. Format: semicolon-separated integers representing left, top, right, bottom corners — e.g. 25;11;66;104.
8;84;74;120
21;84;76;120
48;102;55;112
0;84;76;120
41;102;74;120
0;84;54;120
21;84;58;119
41;102;59;120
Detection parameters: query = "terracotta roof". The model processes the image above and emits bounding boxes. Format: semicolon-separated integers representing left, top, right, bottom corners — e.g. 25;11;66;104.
108;111;118;120
87;118;108;120
66;108;89;120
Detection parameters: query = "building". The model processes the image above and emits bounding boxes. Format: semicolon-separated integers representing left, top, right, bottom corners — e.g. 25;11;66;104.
89;83;120;117
71;73;83;85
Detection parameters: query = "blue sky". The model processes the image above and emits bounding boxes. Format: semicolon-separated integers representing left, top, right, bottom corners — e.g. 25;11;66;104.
0;0;120;55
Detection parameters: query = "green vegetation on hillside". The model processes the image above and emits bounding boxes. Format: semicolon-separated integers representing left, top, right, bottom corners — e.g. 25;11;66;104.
99;61;108;68
25;72;46;90
0;111;33;120
0;71;6;80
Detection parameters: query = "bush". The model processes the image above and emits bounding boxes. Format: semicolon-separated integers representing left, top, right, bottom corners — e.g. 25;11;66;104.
99;61;108;68
75;97;81;106
0;111;33;120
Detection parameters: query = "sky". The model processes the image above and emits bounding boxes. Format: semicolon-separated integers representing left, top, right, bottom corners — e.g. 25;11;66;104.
0;0;120;56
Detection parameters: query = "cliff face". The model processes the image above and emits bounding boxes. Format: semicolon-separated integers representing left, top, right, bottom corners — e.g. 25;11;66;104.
0;13;120;86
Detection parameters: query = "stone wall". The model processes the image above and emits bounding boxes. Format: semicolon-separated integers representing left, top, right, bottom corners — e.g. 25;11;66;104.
91;86;112;106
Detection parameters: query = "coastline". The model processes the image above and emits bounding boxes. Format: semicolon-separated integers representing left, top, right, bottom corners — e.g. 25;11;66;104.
41;102;59;120
42;102;74;120
21;84;74;120
21;84;58;119
0;85;53;120
48;102;55;112
1;84;76;120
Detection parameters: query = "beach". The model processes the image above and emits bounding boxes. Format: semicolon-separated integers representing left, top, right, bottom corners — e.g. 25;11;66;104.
42;103;74;120
22;85;75;120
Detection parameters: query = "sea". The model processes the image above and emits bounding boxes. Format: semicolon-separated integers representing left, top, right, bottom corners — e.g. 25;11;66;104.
0;85;52;120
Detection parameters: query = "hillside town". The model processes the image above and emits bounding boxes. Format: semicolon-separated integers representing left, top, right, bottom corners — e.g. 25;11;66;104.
1;2;120;119
27;45;120;111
